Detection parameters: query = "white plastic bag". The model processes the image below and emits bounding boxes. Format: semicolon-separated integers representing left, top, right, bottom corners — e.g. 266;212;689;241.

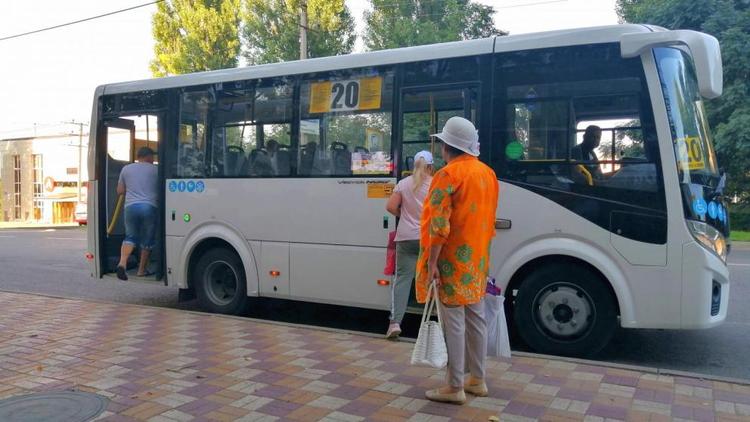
411;281;448;368
485;293;511;358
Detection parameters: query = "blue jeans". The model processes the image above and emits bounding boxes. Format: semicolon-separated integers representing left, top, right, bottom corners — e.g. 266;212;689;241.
123;203;157;250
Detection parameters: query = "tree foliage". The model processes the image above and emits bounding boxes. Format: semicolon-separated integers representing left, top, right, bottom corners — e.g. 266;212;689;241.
364;0;505;51
242;0;355;65
151;0;241;77
285;0;346;31
617;0;750;202
614;120;646;158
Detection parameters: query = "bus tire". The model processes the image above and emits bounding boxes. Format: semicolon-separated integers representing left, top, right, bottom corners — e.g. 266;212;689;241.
513;264;617;357
194;248;248;315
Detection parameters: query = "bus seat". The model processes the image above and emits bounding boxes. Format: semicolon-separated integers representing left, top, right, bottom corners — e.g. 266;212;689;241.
299;143;316;176
276;148;291;176
331;142;352;175
405;156;415;171
249;149;274;176
226;145;245;176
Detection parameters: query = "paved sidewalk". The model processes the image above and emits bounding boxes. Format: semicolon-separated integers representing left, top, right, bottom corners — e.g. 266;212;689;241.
1;292;749;422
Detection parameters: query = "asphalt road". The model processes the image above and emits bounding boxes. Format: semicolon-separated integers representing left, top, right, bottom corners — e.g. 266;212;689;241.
598;243;750;379
0;227;748;381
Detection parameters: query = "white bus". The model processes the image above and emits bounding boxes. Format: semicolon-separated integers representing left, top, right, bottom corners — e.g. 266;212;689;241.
87;25;730;356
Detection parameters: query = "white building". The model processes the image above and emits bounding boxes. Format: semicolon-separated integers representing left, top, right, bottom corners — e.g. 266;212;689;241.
0;124;88;223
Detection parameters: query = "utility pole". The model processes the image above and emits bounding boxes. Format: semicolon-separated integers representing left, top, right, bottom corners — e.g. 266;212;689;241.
77;122;83;204
299;1;308;60
63;121;85;203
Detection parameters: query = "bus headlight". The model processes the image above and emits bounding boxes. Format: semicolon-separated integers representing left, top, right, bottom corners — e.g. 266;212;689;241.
687;220;727;263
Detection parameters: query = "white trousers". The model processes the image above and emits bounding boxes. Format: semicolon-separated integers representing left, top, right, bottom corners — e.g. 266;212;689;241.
439;298;487;388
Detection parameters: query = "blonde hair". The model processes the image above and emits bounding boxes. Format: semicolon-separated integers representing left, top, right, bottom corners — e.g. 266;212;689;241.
412;157;433;192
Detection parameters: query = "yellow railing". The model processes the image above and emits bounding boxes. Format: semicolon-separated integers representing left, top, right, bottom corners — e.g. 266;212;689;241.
107;195;124;235
575;164;594;186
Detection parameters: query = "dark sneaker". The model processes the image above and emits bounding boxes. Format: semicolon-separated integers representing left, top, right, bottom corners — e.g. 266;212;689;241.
116;266;128;281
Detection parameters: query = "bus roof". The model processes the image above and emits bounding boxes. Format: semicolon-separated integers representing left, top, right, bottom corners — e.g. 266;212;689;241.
102;24;660;95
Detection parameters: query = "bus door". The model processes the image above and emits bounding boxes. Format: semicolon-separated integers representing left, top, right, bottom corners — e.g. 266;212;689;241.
399;85;478;176
397;85;479;311
98;114;162;281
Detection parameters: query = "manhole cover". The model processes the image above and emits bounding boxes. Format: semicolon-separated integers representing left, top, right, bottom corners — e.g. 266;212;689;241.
0;391;109;422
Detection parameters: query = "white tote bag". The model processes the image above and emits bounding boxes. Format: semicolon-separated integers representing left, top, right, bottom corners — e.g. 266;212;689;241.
485;293;512;358
410;281;448;368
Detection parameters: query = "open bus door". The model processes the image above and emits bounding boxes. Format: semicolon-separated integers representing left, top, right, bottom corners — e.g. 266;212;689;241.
98;114;163;282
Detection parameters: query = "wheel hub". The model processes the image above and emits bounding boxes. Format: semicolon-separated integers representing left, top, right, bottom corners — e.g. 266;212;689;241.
553;304;574;323
204;260;238;306
536;284;593;338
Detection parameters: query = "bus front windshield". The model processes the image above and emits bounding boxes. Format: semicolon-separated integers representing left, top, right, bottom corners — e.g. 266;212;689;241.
655;48;729;237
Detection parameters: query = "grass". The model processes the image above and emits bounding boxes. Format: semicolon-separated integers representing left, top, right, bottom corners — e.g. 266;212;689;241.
731;231;750;242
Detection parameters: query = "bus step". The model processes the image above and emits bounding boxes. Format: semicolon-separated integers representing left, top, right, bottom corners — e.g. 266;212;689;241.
101;273;163;285
406;305;425;315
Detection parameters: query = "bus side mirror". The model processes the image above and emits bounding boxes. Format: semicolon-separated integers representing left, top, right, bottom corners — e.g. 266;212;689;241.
620;29;723;99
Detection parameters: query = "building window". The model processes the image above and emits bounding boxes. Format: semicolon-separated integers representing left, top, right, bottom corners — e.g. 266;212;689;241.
32;154;44;220
13;155;21;220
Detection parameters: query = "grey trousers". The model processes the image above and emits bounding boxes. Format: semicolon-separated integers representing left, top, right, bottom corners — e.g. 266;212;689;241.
390;240;419;324
439;299;487;388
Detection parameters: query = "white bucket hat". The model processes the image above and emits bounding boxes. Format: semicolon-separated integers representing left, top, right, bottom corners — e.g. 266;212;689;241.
414;150;434;165
431;116;479;156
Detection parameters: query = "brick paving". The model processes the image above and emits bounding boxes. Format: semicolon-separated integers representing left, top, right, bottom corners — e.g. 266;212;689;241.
1;291;749;422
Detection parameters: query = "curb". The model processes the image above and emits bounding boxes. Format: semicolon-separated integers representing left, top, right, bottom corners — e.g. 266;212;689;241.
510;351;750;386
0;225;82;231
2;288;749;387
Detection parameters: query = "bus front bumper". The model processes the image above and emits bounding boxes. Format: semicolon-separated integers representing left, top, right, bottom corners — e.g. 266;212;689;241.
680;241;730;329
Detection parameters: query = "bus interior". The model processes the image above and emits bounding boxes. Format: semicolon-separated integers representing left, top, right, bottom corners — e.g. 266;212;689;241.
101;114;164;282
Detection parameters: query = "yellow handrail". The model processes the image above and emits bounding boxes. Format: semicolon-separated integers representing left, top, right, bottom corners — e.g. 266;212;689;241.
575;164;594;186
107;195;124;235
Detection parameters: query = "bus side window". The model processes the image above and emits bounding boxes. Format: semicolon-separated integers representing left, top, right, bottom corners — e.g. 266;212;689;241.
493;43;666;239
205;78;293;178
299;70;394;177
178;91;211;178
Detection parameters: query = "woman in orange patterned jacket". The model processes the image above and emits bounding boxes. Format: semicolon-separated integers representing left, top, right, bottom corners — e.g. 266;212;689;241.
416;116;499;405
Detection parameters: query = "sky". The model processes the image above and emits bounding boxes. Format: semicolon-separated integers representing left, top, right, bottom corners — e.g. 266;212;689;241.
0;0;618;138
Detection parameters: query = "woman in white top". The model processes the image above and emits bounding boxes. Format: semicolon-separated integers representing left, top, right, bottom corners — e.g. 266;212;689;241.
385;151;434;339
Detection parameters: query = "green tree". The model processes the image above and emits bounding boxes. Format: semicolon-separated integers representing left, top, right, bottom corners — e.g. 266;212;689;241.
151;0;241;76
364;0;505;51
242;0;355;65
617;0;750;203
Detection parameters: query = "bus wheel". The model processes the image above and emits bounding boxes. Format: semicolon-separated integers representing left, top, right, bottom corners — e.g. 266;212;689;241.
194;248;248;315
514;264;617;357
